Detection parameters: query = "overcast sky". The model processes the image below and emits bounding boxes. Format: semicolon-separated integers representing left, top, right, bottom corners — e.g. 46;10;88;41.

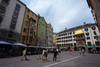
20;0;94;33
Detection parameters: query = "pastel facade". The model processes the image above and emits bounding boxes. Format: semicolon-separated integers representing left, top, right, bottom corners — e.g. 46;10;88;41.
21;7;38;46
47;23;53;47
37;15;47;46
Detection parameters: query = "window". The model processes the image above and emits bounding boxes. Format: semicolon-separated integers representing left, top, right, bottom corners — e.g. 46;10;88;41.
86;33;89;36
27;10;30;13
31;23;34;27
13;13;18;19
22;36;25;41
0;6;6;13
0;16;2;24
94;36;98;39
26;15;29;19
32;13;33;16
85;28;88;31
35;15;37;18
92;26;96;30
3;0;9;4
10;21;16;28
25;21;28;25
94;31;97;35
23;28;27;32
15;4;20;10
73;31;75;34
30;29;33;34
86;37;90;40
29;36;33;43
95;41;100;45
87;42;91;46
8;31;13;38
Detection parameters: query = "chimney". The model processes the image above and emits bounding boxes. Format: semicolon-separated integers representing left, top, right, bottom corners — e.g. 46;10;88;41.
84;22;86;25
65;28;67;30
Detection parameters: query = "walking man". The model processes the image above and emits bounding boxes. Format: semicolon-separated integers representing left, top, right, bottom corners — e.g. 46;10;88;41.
82;49;85;56
53;49;58;61
21;48;28;61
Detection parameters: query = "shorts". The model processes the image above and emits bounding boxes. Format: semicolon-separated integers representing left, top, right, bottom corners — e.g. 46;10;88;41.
22;54;26;57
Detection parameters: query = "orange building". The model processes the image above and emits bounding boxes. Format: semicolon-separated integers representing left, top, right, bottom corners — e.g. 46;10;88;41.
21;7;38;46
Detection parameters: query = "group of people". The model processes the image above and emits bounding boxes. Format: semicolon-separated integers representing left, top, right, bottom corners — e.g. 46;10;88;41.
37;48;59;61
79;49;85;55
21;48;59;61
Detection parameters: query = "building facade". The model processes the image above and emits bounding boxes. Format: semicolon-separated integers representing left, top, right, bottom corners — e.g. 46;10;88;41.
56;23;100;50
21;7;38;46
53;34;56;47
87;0;100;32
37;15;47;46
0;0;26;43
47;23;53;47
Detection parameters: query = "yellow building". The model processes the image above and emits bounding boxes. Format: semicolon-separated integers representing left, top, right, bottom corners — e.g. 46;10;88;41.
21;7;38;46
53;34;56;46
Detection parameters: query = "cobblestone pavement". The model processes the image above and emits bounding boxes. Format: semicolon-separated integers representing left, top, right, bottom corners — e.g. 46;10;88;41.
0;51;100;67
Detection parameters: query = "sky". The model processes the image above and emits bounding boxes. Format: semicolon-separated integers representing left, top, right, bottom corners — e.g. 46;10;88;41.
20;0;94;33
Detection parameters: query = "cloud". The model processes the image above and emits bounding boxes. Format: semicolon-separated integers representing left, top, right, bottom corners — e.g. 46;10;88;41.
20;0;94;33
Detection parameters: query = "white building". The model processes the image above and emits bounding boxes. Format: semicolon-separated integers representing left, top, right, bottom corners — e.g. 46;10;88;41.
56;23;100;50
47;23;53;47
0;0;26;43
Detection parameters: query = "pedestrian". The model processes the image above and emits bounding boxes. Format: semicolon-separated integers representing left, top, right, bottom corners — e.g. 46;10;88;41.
82;49;85;56
21;48;28;61
42;49;45;60
79;49;81;55
37;49;41;60
69;49;72;54
43;49;48;62
53;49;58;61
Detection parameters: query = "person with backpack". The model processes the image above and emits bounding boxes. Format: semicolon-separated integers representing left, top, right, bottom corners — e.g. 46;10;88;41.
53;48;58;61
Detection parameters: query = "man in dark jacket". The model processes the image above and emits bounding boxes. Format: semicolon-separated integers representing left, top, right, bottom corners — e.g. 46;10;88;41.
53;49;58;61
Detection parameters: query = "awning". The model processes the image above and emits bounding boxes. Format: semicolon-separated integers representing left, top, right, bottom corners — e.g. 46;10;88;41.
86;46;94;48
11;43;27;47
75;30;84;35
95;46;100;48
0;41;11;45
